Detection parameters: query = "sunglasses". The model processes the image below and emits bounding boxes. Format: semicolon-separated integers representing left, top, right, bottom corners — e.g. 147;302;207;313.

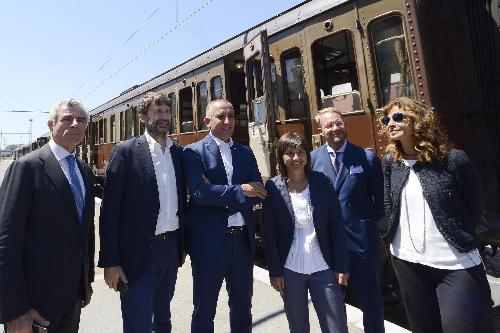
381;112;405;126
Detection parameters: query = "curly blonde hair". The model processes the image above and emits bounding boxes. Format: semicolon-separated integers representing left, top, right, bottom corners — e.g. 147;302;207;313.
381;97;451;163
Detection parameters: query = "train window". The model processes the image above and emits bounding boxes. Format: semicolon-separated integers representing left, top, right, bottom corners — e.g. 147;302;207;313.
197;82;208;130
211;76;223;100
125;108;134;139
133;107;139;137
247;57;265;123
110;114;115;142
98;119;103;144
179;87;194;133
120;111;125;141
103;118;107;143
312;30;361;113
282;49;306;118
168;92;177;134
369;16;414;105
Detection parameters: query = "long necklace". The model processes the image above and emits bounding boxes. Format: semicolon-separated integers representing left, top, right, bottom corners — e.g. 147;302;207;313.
403;183;426;253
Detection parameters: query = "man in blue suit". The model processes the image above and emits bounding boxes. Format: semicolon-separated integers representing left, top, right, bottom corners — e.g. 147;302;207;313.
311;107;385;333
183;99;267;333
99;92;186;333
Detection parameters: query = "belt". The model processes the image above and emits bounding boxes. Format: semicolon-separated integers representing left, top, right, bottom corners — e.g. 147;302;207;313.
225;225;247;235
152;230;176;241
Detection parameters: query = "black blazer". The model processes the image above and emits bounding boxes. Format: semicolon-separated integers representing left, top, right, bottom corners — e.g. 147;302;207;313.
382;149;483;252
98;135;186;284
0;144;95;323
262;171;350;278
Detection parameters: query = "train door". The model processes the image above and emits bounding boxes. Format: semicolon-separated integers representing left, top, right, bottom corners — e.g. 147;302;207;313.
304;2;376;151
243;30;276;178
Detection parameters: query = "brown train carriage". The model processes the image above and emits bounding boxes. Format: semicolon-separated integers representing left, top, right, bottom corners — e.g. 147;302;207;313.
82;0;499;324
84;0;500;214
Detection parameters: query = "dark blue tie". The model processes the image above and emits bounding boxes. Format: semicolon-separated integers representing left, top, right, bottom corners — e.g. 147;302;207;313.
66;155;84;223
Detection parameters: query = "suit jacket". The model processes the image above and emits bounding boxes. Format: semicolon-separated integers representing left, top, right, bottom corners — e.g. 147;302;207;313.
0;144;95;323
311;142;384;261
183;134;262;264
262;172;350;278
98;135;186;284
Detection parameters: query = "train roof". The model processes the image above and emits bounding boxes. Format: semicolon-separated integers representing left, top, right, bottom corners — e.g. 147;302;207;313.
89;0;349;116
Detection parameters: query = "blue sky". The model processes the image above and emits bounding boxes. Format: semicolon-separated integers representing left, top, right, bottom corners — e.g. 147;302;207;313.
0;0;302;147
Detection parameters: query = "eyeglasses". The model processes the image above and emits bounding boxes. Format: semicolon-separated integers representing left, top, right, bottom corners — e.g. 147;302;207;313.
381;112;405;126
323;120;345;129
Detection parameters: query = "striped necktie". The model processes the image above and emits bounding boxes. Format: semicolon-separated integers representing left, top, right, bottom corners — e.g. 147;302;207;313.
330;151;340;173
65;154;84;223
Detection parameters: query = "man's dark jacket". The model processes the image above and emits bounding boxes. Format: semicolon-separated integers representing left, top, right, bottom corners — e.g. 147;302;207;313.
98;135;186;284
0;144;95;323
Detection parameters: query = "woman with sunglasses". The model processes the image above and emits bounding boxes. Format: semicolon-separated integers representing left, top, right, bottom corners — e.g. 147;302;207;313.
381;97;493;333
262;132;350;333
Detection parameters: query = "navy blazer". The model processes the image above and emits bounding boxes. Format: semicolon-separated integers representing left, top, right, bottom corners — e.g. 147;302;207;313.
0;144;95;323
311;142;384;260
98;135;186;284
262;171;349;278
183;134;262;264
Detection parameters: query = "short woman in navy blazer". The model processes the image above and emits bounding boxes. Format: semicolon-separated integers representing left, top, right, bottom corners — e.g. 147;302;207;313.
262;132;350;333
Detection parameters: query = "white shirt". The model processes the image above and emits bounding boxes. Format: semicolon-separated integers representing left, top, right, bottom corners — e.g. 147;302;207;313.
284;186;330;274
327;140;347;165
390;160;482;269
145;130;179;234
210;132;245;227
48;139;86;198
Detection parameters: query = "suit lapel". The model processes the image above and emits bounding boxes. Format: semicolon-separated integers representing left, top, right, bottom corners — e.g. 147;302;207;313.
40;145;80;224
204;135;229;185
170;143;183;216
334;142;351;191
275;177;295;226
320;145;337;181
308;175;321;230
230;144;242;185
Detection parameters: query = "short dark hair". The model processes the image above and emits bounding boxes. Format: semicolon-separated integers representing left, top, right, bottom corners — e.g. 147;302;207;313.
138;92;172;115
276;132;311;179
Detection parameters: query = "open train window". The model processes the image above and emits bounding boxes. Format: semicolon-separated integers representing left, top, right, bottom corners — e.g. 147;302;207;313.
197;82;208;130
168;92;177;134
312;30;361;113
211;76;223;100
98;119;104;144
179;87;194;133
125;108;134;139
282;49;306;119
247;57;265;123
119;111;125;141
369;15;414;105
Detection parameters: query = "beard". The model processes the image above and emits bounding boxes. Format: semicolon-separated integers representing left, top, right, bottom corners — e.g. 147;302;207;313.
146;120;170;136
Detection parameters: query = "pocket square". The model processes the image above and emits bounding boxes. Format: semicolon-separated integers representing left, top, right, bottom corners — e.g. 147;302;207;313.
349;165;364;174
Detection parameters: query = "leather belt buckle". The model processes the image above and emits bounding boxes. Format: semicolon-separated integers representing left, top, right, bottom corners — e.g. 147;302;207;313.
153;230;175;241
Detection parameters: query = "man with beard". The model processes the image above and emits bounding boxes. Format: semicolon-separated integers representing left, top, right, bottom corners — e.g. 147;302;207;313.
99;92;186;333
311;108;385;333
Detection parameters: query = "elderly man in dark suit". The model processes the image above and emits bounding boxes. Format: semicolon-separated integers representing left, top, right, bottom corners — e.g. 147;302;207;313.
183;99;267;333
311;107;385;333
0;99;95;333
99;92;186;333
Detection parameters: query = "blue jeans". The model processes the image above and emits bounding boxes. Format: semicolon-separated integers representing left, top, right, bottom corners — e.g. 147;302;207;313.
121;233;179;333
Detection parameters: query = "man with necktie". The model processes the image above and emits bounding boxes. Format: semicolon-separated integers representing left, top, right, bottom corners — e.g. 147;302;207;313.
183;99;267;333
0;99;95;333
311;107;385;333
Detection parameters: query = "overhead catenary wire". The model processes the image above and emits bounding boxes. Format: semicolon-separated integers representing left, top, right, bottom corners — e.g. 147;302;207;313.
80;0;215;102
70;3;169;97
0;90;44;113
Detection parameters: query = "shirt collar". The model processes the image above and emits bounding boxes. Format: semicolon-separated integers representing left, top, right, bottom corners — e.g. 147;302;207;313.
209;131;233;148
326;140;347;154
145;130;173;153
49;139;74;162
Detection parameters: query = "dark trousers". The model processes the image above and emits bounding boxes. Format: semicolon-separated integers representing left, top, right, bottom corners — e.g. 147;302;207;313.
348;251;385;333
283;268;348;333
392;256;493;333
121;233;179;333
191;232;253;333
3;301;81;333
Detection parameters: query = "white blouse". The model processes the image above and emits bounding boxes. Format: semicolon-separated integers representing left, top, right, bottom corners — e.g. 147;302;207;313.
284;186;330;274
390;160;482;269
